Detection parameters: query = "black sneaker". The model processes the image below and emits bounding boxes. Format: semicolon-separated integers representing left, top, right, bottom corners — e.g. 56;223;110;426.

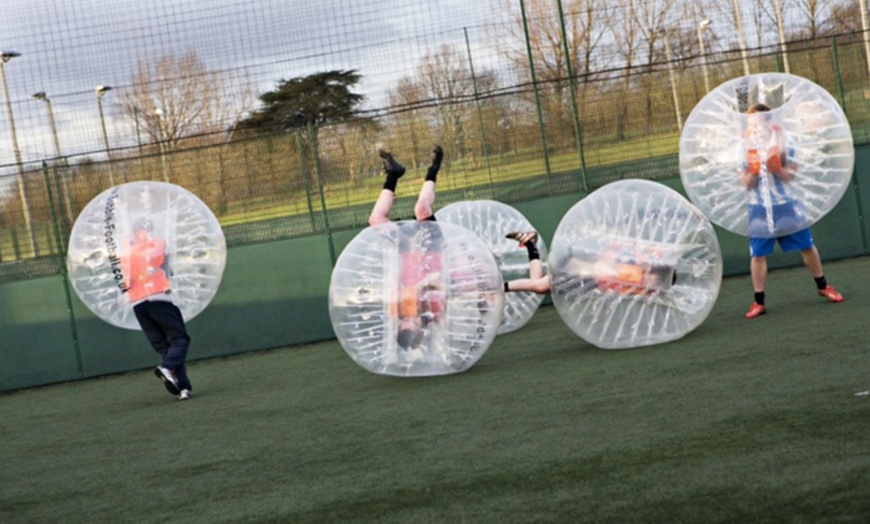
154;366;181;396
505;231;538;246
431;145;444;166
378;150;405;178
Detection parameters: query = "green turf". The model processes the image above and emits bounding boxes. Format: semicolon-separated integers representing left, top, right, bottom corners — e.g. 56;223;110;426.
2;257;870;523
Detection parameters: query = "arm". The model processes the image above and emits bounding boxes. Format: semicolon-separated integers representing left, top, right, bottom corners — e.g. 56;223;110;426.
738;166;760;189
768;152;796;183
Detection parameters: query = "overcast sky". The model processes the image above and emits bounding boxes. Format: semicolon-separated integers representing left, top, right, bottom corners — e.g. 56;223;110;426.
0;0;501;173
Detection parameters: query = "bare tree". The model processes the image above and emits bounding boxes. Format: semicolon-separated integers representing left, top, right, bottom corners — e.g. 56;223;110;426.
319;118;382;185
418;45;477;159
792;0;838;42
494;0;607;146
824;0;863;35
573;0;609;118
386;76;435;168
633;0;678;130
120;51;253;150
607;0;643;139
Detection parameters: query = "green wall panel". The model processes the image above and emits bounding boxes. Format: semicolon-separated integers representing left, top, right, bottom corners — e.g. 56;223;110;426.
852;146;870;251
62;235;335;382
0;276;80;391
4;145;870;392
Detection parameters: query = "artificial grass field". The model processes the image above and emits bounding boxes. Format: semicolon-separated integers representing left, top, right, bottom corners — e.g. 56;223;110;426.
2;256;870;523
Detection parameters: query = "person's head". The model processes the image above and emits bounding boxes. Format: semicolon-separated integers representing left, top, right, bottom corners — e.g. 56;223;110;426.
397;317;424;350
746;103;773;136
133;218;153;242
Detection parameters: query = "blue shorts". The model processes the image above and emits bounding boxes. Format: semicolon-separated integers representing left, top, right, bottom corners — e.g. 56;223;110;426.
749;228;814;257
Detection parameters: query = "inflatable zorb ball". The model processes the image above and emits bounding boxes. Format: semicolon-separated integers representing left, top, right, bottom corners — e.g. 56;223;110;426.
436;200;547;334
329;221;504;377
549;179;722;349
680;73;854;238
67;181;227;330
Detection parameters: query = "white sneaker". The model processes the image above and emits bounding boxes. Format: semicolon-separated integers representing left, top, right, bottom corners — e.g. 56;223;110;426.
178;389;192;401
154;366;180;395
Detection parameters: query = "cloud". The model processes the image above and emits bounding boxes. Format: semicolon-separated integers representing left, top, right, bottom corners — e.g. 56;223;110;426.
0;0;498;169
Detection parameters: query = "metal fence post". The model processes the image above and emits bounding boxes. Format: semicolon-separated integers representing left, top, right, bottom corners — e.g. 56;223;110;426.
464;27;494;190
556;0;588;192
42;162;82;377
519;0;552;185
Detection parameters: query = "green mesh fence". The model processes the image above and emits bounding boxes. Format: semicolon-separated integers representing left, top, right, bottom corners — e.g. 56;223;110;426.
2;0;870;283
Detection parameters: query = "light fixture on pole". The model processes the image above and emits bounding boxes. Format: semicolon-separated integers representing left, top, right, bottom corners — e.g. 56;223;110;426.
33;91;74;224
95;85;115;186
659;29;683;131
697;19;711;93
32;92;63;162
0;50;39;256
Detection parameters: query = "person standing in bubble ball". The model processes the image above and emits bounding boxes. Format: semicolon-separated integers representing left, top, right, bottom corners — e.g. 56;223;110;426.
739;103;843;319
121;218;193;400
368;146;445;351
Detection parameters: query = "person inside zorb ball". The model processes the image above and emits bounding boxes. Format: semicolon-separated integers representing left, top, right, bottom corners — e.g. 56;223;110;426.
328;147;504;377
680;73;851;318
680;73;854;238
67;181;227;400
548;179;723;350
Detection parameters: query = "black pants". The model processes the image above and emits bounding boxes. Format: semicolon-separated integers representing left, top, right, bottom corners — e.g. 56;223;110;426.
133;300;192;391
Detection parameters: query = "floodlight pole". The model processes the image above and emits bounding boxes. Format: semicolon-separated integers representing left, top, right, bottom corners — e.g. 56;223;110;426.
660;29;683;131
697;20;711;93
33;91;74;224
772;0;790;73
860;0;870;92
1;51;39;256
154;108;172;182
96;85;115;186
731;0;751;76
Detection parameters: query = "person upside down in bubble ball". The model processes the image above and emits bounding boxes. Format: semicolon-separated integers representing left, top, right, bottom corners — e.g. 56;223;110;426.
739;103;843;319
368;145;446;351
121;218;193;400
502;233;677;298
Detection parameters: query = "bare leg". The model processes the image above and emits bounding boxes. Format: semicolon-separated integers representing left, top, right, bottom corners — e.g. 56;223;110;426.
801;246;823;278
750;256;767;292
414;181;436;221
369;150;405;226
529;258;543;280
414;147;443;221
369;190;395;227
506;258;550;294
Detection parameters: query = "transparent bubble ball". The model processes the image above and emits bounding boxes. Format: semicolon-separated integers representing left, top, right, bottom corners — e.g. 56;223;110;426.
549;179;722;349
679;73;854;238
329;221;504;377
436;200;547;334
67;181;227;330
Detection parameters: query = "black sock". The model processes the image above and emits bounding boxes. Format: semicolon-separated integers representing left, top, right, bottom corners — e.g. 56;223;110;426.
383;177;399;192
754;292;765;306
426;164;440;183
426;146;443;183
526;242;540;261
814;276;827;290
504;281;510;292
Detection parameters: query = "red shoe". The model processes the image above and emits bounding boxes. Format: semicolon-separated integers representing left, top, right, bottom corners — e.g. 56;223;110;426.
745;302;767;319
818;285;844;303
